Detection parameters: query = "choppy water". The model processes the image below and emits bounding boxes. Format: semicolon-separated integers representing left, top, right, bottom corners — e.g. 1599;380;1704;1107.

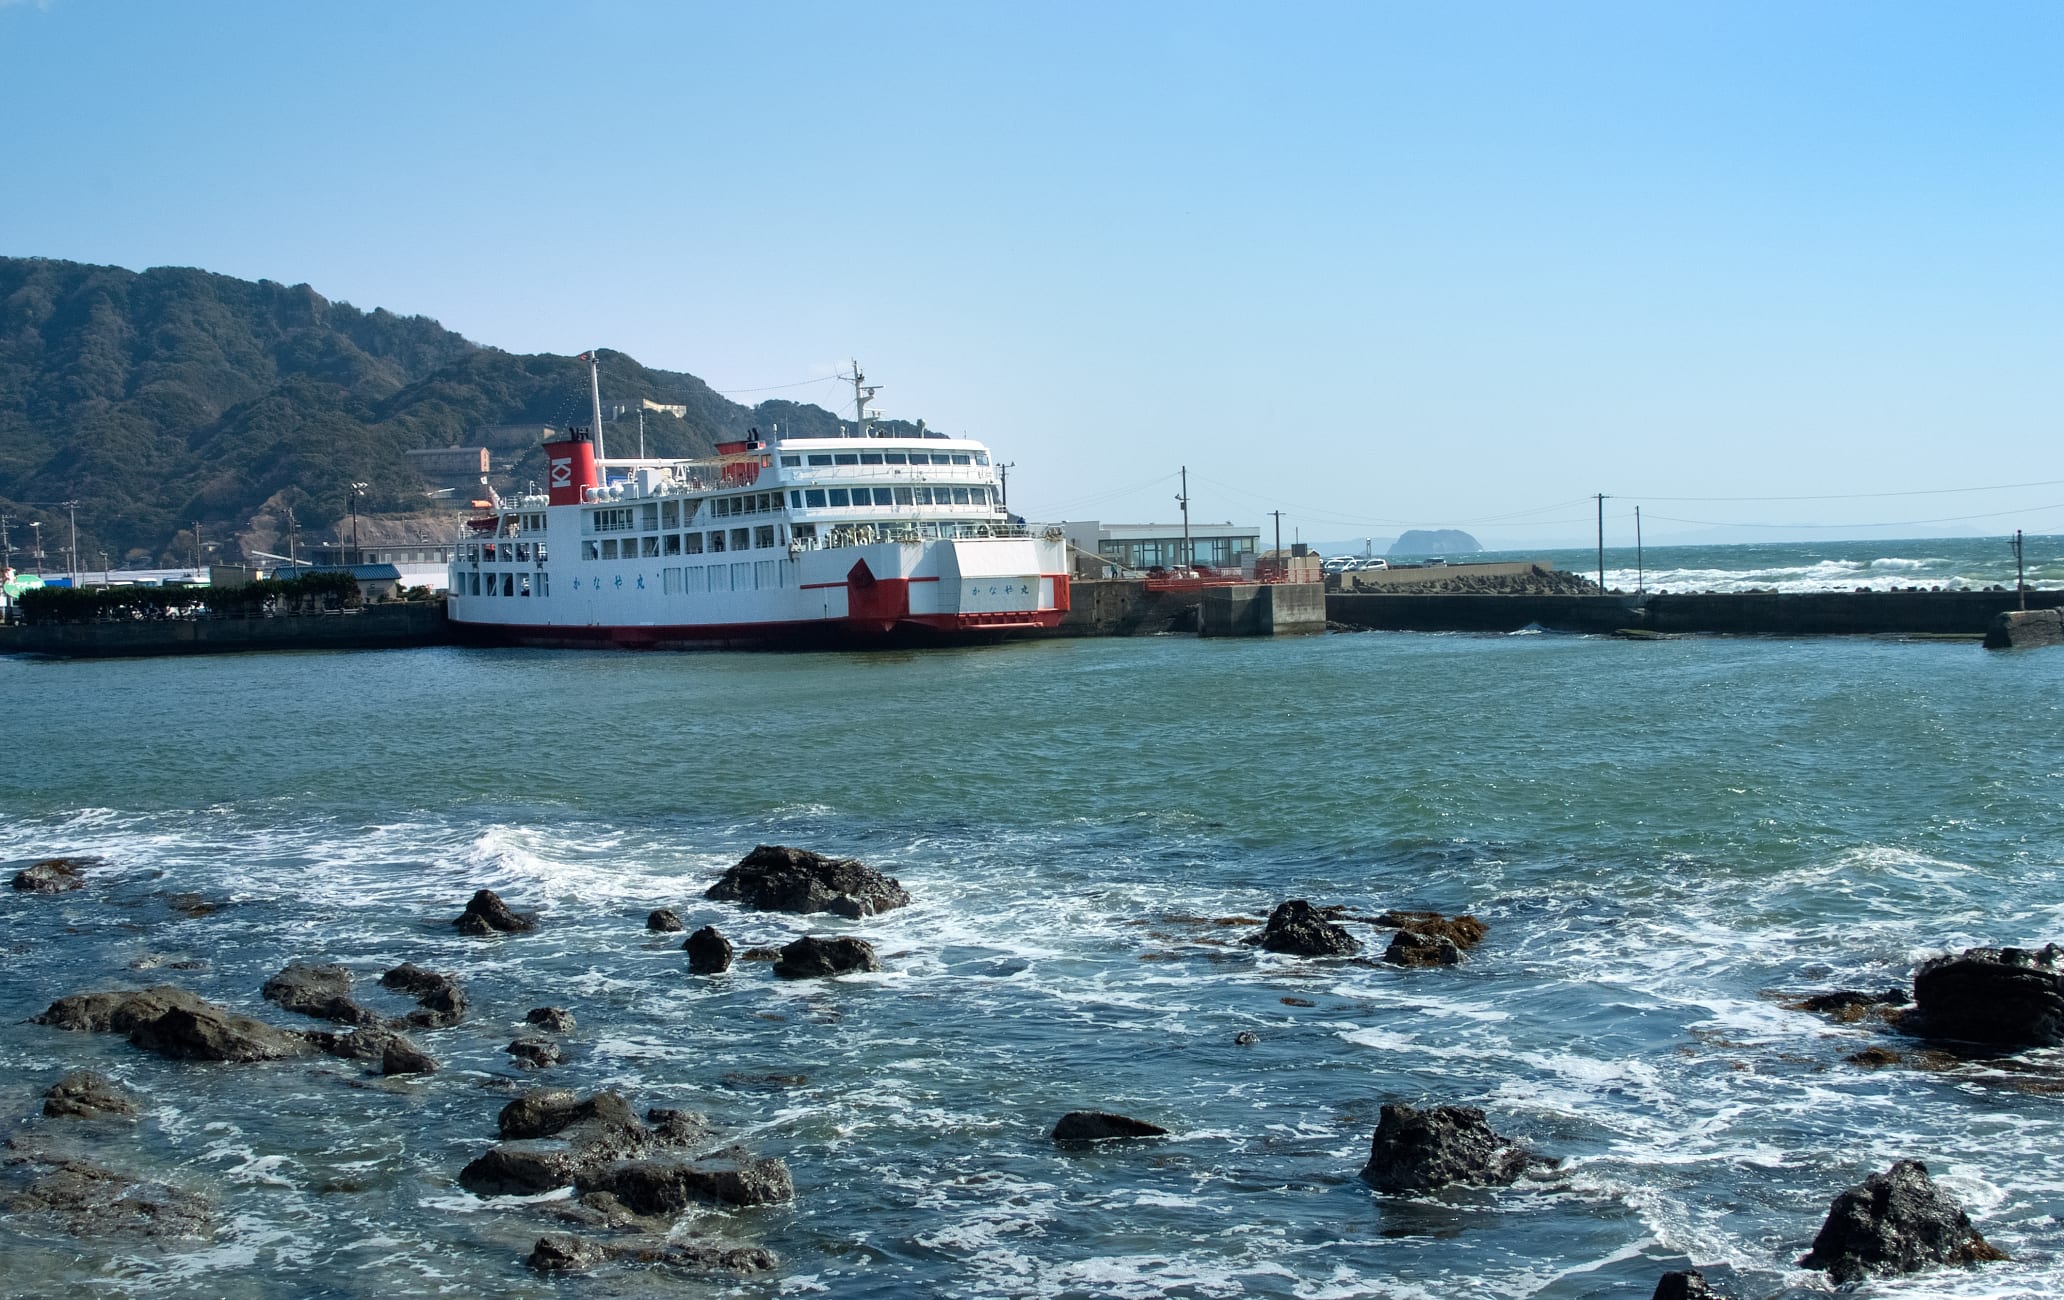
3;628;2063;1299
1486;535;2064;595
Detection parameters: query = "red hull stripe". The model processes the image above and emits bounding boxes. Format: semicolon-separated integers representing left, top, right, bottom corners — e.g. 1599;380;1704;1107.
449;611;1062;651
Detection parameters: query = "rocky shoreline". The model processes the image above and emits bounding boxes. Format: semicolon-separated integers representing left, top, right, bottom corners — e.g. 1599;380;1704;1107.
6;845;2055;1294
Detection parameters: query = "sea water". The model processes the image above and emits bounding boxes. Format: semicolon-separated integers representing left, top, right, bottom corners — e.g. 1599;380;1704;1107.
2;598;2062;1297
1477;534;2064;595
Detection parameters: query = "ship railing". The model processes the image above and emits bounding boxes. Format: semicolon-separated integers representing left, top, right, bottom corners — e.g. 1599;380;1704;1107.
812;521;1066;549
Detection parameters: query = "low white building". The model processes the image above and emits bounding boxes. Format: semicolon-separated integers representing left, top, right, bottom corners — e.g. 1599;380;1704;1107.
1060;521;1261;575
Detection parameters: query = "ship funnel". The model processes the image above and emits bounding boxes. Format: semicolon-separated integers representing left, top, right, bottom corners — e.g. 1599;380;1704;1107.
544;426;599;505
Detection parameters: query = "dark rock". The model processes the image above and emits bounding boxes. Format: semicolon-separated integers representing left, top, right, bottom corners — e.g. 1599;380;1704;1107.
498;1089;640;1141
165;892;216;917
12;857;93;893
1847;1046;1904;1068
453;888;537;934
1651;1269;1712;1299
685;925;734;974
647;908;685;932
261;962;380;1026
772;935;881;979
1359;1101;1542;1194
1256;899;1361;957
1051;1111;1169;1142
576;1150;794;1212
1906;945;2064;1046
378;1034;440;1075
526;1231;777;1275
704;843;911;919
526;1006;576;1033
379;963;468;1029
34;986;309;1063
309;1026;440;1075
645;1108;713;1144
740;945;781;962
1376;909;1488;949
1798;1158;2008;1283
0;1144;211;1240
1233;1031;1260;1046
459;1144;589;1196
509;1037;562;1069
1384;929;1462;967
454;912;493;937
42;1070;137;1120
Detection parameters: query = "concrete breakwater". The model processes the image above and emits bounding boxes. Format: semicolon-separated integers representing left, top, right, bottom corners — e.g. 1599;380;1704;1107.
1328;588;2064;637
0;604;450;658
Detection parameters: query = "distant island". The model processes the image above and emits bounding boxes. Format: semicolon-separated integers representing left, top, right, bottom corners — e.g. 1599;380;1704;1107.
1389;529;1480;558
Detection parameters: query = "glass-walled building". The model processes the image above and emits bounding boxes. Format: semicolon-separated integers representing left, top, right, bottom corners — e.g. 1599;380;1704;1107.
1060;521;1261;573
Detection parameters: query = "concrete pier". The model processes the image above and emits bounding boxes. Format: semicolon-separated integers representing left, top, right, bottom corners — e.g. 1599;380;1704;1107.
0;604;451;658
1198;583;1327;637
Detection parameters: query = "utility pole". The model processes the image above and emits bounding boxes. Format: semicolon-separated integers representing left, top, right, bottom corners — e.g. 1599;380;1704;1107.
349;483;369;562
1594;493;1609;591
287;507;299;570
1270;510;1284;560
997;462;1015;510
2015;529;2026;610
192;520;202;571
65;500;78;588
30;521;42;573
0;513;11;572
1635;505;1644;594
1176;466;1191;570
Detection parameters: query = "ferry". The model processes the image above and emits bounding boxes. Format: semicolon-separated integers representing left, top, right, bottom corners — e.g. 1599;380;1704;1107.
445;359;1070;649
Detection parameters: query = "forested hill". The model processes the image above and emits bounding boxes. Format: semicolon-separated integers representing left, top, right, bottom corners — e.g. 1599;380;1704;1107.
0;257;851;566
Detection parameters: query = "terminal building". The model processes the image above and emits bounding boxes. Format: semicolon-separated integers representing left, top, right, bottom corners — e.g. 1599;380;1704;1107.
1060;521;1262;576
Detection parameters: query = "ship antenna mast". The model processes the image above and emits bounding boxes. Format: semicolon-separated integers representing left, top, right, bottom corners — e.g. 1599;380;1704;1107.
587;350;607;469
846;359;880;440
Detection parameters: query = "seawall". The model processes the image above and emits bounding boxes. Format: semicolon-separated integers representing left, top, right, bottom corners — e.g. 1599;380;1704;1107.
0;604;451;658
1327;589;2064;637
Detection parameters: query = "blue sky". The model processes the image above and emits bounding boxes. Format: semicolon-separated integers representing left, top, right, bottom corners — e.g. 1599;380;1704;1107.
3;1;2058;546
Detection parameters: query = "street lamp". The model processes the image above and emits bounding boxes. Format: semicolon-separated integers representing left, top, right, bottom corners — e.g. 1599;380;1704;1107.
28;521;42;574
349;482;370;562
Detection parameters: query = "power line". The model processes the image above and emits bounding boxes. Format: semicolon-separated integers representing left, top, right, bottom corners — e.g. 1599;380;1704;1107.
1641;501;2064;531
1626;477;2064;503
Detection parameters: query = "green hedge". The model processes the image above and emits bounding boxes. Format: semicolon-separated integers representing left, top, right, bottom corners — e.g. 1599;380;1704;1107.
19;570;364;624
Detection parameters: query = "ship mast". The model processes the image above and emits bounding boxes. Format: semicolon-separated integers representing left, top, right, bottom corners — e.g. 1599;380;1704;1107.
847;359;880;439
587;350;607;468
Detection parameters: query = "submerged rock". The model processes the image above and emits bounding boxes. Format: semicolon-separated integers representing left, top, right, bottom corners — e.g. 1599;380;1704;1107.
42;1070;137;1120
261;962;380;1026
0;1142;212;1240
463;1090;715;1200
575;1149;794;1212
12;857;94;893
1651;1270;1713;1299
1384;930;1462;967
453;888;538;934
771;935;881;979
379;963;468;1029
34;986;310;1064
646;907;685;932
1254;899;1361;957
685;925;734;974
1051;1111;1169;1142
1786;988;1910;1023
1376;909;1488;950
526;1006;576;1033
1798;1158;2007;1283
508;1037;562;1069
1906;946;2064;1046
705;844;911;919
306;1027;439;1075
1359;1102;1544;1194
526;1232;778;1275
498;1089;640;1141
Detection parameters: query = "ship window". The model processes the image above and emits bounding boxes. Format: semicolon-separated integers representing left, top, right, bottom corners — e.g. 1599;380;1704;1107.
730;528;750;551
602;539;619;559
591;507;633;532
805;489;827;508
952;487;971;505
884;452;907;465
664;534;681;555
539;573;548;597
662;501;680;527
752;493;768;511
642;537;660;557
894;486;914;505
781;455;801;468
712;498;729;518
732;561;751;590
641;503;659;530
951;453;972;466
583;540;599;560
827;488;850;507
708;563;729;592
503;573;515;596
684;532;703;555
930;453;953;465
789;490;802;508
975;453;990;466
470;573;481;595
869;488;891;506
834;453;859;465
756;559;777;589
754;525;775;549
860;452;884;465
807;454;833;466
519;575;531;597
708;531;725;553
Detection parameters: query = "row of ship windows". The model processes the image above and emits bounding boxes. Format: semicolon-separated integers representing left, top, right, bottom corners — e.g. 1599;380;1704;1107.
780;450;985;468
590;485;994;533
660;561;785;594
466;542;546;563
465;571;547;597
584;527;777;560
